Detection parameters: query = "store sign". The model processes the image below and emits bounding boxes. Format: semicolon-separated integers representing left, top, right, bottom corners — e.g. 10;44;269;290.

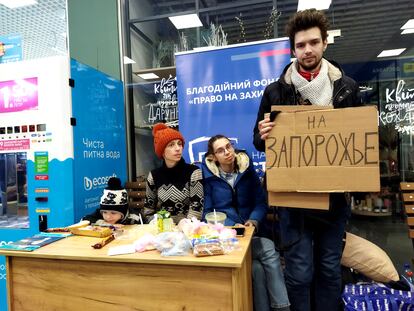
0;77;38;113
379;79;414;134
138;75;178;127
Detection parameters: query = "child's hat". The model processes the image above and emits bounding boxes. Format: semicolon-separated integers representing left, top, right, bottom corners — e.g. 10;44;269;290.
152;123;184;158
99;177;128;219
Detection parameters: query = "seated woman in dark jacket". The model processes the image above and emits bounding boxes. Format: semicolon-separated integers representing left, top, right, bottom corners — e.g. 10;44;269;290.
202;135;266;228
202;135;290;311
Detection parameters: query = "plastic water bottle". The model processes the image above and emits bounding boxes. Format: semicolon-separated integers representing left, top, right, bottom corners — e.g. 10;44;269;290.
351;196;355;210
403;263;413;284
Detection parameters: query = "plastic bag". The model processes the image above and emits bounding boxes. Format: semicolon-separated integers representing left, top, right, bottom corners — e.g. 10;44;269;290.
153;232;191;256
343;283;414;311
133;233;155;252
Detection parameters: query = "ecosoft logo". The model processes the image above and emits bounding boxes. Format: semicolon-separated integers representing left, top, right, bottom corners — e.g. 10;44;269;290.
84;177;93;190
84;173;116;191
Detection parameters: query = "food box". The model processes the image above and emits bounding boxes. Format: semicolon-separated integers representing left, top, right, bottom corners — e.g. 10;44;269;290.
69;226;113;238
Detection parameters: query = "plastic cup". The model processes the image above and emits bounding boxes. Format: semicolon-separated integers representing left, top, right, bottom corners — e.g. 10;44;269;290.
205;212;227;225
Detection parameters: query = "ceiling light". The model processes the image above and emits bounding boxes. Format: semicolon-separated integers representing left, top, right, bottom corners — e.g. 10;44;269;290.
401;19;414;30
297;0;331;11
138;73;160;80
377;48;406;58
401;29;414;35
327;29;341;44
0;0;37;8
169;14;202;29
123;56;135;64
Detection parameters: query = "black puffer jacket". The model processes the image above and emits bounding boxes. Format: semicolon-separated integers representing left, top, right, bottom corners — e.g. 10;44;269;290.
253;59;360;151
252;59;361;248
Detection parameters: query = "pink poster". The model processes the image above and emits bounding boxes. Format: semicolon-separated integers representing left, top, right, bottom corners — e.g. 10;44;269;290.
0;139;30;151
0;77;38;113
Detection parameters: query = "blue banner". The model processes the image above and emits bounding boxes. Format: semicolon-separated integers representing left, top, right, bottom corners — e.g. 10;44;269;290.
71;59;127;222
176;39;291;173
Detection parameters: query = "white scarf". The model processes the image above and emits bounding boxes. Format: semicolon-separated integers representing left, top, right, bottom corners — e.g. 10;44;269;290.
291;59;333;106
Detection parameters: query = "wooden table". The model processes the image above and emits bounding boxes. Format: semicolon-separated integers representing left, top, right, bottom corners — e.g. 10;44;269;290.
0;225;254;311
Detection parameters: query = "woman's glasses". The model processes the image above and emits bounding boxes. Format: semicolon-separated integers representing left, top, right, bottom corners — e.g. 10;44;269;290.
214;143;234;156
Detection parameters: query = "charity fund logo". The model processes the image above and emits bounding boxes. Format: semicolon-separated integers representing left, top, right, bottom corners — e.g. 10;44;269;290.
84;173;116;191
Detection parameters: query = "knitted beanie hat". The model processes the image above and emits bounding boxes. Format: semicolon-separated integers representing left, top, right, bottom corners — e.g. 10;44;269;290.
99;177;128;219
152;123;185;158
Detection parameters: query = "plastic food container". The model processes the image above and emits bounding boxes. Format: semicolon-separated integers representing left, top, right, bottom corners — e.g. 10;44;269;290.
205;212;227;225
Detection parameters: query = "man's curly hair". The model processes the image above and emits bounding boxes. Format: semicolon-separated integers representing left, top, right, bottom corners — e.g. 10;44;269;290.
286;9;330;50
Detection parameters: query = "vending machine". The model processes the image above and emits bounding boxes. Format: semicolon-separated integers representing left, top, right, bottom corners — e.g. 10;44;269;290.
0;56;127;309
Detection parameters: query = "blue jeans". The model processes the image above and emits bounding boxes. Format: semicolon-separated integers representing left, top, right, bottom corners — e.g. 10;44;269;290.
282;206;349;311
252;237;290;311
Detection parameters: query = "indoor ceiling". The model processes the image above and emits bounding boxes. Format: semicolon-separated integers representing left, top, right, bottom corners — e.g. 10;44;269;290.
0;1;412;68
0;0;67;60
131;0;414;65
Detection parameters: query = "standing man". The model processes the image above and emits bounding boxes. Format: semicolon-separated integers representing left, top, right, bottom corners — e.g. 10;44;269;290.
253;9;360;311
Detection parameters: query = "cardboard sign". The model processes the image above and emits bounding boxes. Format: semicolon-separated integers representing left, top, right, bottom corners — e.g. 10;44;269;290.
266;107;331;209
266;105;380;194
268;191;330;210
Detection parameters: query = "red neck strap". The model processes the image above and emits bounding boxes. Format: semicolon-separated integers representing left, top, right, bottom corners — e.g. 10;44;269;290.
299;70;320;81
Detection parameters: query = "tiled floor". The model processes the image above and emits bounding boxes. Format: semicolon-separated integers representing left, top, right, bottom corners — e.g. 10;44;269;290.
347;213;413;273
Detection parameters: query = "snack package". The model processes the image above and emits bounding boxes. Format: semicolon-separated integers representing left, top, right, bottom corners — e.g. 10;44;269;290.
69;225;112;238
91;234;115;249
45;220;90;233
193;239;225;257
191;238;239;257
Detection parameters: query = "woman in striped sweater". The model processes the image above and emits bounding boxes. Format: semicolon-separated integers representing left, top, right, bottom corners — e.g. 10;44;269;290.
143;123;203;224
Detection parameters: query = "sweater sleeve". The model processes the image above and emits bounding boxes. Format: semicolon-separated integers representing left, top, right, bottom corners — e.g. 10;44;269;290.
143;171;157;222
187;168;204;220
